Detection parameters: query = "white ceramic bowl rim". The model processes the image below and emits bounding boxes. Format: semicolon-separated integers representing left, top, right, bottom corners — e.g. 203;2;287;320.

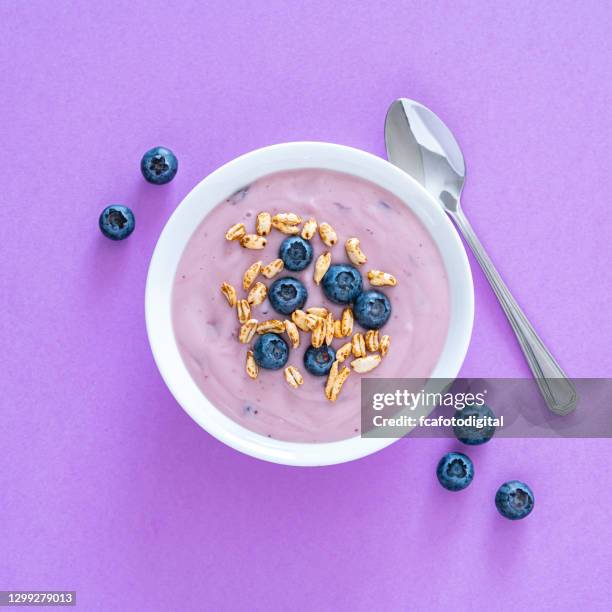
145;142;474;466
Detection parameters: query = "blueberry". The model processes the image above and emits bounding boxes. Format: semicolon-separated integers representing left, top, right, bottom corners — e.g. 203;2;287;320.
99;205;135;240
304;345;336;376
353;290;391;329
453;403;496;445
321;264;363;304
436;452;474;491
268;277;307;315
495;481;535;520
140;146;178;184
252;333;289;370
279;236;313;271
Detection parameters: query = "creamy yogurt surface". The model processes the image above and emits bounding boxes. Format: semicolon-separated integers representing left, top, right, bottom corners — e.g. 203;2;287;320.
172;169;450;443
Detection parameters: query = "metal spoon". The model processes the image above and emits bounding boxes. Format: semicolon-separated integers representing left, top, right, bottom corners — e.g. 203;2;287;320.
385;98;577;415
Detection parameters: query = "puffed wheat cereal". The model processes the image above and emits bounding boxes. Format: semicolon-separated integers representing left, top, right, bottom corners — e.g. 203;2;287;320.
367;269;397;287
345;237;367;265
301;218;317;240
314;251;331;285
261;258;284;279
220;282;237;307
240;234;267;249
246;350;258;379
351;354;382;373
284;365;304;389
318;222;338;247
225;222;246;241
256;212;272;236
243;260;262;290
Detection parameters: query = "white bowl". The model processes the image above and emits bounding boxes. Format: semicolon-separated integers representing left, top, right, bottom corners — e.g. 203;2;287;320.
145;142;474;466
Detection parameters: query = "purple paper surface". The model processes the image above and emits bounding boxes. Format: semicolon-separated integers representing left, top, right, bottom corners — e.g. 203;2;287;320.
1;1;611;610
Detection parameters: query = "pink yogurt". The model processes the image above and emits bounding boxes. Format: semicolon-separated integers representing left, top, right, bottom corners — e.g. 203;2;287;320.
172;169;450;443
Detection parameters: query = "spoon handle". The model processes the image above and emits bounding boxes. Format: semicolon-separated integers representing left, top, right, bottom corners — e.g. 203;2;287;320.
452;207;577;415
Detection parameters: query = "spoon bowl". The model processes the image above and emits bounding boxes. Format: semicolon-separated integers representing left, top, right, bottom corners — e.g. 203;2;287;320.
385;99;465;212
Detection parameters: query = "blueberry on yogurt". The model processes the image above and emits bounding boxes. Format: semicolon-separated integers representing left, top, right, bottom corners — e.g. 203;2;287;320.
140;146;178;184
353;290;391;329
253;333;289;370
304;345;336;376
268;277;308;315
495;481;535;520
279;236;313;271
321;264;363;304
99;205;135;240
436;452;474;491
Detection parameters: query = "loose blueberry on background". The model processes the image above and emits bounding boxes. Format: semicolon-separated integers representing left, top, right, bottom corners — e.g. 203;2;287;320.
321;264;363;304
453;403;497;445
99;205;135;240
279;236;313;271
252;333;289;370
353;290;391;329
268;277;308;315
140;146;178;184
495;480;535;520
304;345;336;376
436;452;474;491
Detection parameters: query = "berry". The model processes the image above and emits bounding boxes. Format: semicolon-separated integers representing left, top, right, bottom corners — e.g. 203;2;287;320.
353;290;391;329
436;452;474;491
252;333;289;370
453;403;497;445
140;146;178;184
303;345;336;376
268;277;307;315
495;481;535;520
321;264;363;304
279;236;313;272
99;205;135;240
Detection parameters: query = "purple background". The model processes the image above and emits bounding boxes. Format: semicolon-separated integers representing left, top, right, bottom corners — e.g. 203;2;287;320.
1;1;611;610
